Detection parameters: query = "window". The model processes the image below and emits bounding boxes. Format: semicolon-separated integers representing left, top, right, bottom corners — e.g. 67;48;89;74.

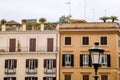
101;54;110;67
100;36;107;45
5;59;17;74
4;77;16;80
80;54;91;67
101;75;108;80
82;37;89;45
26;59;38;74
65;75;71;80
43;77;56;80
44;59;56;74
25;77;38;80
62;54;74;67
65;37;71;45
83;75;89;80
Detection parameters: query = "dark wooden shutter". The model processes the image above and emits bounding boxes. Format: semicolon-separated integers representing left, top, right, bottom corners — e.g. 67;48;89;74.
25;77;28;80
14;60;17;68
80;54;83;67
35;77;38;80
44;59;46;68
107;55;111;67
13;77;16;80
71;55;74;66
35;59;38;68
5;60;8;68
29;38;36;52
53;77;56;80
43;77;46;80
89;55;92;67
53;59;56;68
62;55;65;66
47;38;53;52
26;59;29;68
9;39;16;52
4;77;7;80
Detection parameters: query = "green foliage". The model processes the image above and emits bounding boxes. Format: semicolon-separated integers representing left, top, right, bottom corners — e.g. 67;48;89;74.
1;19;6;24
99;16;119;22
109;16;118;22
22;19;27;24
39;18;47;23
99;16;109;22
59;15;71;23
44;23;56;30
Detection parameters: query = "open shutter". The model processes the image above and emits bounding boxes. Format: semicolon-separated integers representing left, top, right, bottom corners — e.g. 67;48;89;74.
107;54;111;67
43;77;46;80
80;54;83;67
53;59;56;68
44;59;46;68
53;77;56;80
14;60;17;68
13;77;16;80
35;77;38;80
89;55;92;67
5;60;8;68
62;55;65;66
4;77;7;80
71;55;74;66
35;59;38;68
26;59;29;68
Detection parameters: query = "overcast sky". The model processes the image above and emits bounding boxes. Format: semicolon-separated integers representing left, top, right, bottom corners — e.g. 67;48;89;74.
0;0;120;23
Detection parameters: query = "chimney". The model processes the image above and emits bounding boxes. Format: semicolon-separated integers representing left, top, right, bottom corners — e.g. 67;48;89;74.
56;23;59;30
22;24;26;31
40;23;44;31
2;24;6;31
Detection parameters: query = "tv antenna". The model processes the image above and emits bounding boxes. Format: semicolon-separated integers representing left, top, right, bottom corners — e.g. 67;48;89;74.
66;1;71;17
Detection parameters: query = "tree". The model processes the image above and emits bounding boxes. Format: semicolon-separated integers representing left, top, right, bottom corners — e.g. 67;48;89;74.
39;18;47;24
22;19;27;24
109;16;118;22
99;16;109;22
1;19;6;25
59;15;71;23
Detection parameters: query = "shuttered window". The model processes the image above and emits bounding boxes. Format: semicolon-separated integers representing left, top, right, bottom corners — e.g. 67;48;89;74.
83;75;89;80
62;54;74;67
43;77;56;80
101;54;111;67
4;77;16;80
65;75;71;80
26;59;38;69
25;77;38;80
5;59;17;69
80;54;91;67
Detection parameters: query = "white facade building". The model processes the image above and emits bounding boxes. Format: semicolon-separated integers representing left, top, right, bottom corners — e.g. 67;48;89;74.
0;21;59;80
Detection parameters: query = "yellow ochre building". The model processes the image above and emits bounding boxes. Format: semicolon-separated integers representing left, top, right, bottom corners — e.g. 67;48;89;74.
59;22;120;80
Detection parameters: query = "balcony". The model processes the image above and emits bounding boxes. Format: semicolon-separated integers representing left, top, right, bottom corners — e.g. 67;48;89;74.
26;68;37;74
44;68;55;74
5;68;16;74
0;46;59;53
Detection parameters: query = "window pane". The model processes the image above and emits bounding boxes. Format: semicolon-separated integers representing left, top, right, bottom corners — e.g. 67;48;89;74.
65;37;71;45
65;75;71;80
101;37;107;45
82;37;89;45
101;75;108;80
83;75;89;80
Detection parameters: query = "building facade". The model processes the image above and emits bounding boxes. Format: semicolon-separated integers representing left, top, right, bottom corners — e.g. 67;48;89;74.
0;21;59;80
59;22;120;80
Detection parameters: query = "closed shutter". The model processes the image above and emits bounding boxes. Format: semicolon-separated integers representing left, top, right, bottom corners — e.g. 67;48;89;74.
53;59;56;68
107;55;111;67
29;38;36;52
14;60;17;68
62;55;65;66
9;39;16;52
35;59;38;68
47;38;53;52
25;77;28;80
89;55;92;67
26;59;29;68
44;59;46;68
53;77;56;80
80;54;83;67
35;77;38;80
5;60;8;68
71;55;74;66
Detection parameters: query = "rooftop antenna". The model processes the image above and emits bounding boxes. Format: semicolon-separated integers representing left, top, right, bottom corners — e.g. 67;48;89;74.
84;0;87;20
66;1;71;17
